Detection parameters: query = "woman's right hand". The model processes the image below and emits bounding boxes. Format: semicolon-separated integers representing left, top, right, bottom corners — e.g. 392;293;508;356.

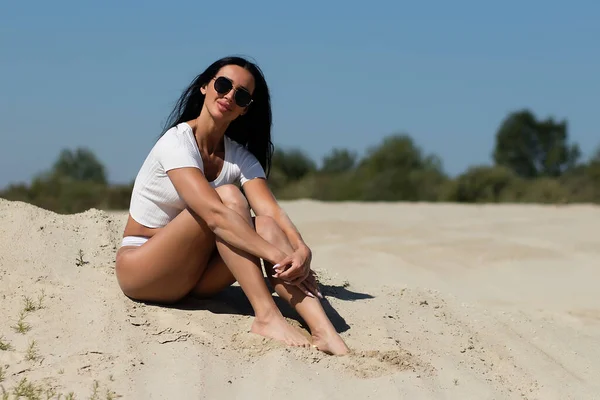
272;255;323;299
298;270;323;299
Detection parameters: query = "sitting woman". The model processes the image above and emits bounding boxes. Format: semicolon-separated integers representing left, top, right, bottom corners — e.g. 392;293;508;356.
115;56;349;355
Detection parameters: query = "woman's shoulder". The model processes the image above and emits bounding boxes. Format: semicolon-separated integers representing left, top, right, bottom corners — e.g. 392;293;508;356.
154;123;196;151
159;122;193;141
149;122;202;170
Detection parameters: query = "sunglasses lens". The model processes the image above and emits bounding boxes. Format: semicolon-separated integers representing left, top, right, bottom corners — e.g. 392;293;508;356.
214;76;232;94
235;89;252;107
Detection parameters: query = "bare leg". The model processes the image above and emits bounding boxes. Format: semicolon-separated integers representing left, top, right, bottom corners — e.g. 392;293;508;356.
196;185;310;347
255;216;350;355
115;208;217;303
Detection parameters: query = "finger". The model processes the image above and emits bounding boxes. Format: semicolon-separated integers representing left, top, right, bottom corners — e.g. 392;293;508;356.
273;256;292;272
276;265;302;281
289;276;318;299
272;264;285;275
305;273;323;299
274;266;295;279
289;267;311;286
305;280;321;299
272;260;292;277
284;262;311;280
299;282;315;298
275;270;303;284
289;271;309;286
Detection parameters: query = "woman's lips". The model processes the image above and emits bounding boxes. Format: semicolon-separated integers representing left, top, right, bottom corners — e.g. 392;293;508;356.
217;101;232;113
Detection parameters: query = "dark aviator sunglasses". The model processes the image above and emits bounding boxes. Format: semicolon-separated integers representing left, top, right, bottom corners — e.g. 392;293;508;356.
213;76;253;108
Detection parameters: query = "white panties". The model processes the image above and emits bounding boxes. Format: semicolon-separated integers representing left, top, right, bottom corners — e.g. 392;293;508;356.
121;236;150;247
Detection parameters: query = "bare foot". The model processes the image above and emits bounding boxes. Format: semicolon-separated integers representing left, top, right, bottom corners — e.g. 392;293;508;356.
251;314;311;348
312;330;350;355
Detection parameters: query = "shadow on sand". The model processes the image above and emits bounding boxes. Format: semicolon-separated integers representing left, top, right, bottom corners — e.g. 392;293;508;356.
149;279;374;334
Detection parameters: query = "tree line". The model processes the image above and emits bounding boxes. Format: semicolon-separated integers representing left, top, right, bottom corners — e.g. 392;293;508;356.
2;109;599;214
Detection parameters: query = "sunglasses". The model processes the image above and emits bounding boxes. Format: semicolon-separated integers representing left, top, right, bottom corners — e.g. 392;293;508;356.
213;76;253;108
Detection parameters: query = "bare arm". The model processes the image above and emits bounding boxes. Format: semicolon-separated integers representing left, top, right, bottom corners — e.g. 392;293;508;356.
167;167;287;265
243;178;310;254
243;177;319;295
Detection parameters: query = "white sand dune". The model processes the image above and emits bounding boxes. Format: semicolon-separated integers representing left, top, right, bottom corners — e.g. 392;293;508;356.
1;198;599;399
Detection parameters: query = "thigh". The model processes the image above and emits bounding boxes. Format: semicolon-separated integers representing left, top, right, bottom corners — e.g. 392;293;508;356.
115;207;216;304
191;252;237;298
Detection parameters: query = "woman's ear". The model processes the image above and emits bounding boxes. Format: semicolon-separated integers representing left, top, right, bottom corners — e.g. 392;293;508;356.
200;84;207;95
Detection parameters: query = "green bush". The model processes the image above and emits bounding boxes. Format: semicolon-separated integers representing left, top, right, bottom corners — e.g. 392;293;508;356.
1;125;599;214
441;165;521;203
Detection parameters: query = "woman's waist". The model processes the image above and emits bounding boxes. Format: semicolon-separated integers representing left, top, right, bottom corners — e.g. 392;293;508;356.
122;214;162;238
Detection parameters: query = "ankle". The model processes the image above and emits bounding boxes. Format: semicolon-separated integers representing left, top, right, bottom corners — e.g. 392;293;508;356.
253;305;283;324
310;323;338;338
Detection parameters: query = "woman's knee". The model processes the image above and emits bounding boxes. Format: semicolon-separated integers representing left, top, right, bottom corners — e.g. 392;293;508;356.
254;215;283;243
216;184;249;213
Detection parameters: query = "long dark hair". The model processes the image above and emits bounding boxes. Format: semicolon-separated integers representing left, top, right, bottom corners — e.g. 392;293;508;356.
162;56;274;177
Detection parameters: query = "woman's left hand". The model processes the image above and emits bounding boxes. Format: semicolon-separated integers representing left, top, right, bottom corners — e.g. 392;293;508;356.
272;245;311;283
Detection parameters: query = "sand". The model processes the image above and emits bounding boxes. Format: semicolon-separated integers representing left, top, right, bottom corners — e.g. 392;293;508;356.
0;198;599;399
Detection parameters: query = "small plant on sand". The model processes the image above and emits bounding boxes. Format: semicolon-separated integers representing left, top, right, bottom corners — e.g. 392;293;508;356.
0;366;5;383
45;387;57;399
12;311;31;334
23;296;37;312
12;378;43;399
0;337;12;351
0;375;118;400
75;249;88;267
25;340;39;362
89;380;100;400
23;290;46;313
36;289;45;310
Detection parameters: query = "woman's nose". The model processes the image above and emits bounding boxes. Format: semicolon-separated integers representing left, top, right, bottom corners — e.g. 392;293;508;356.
223;88;235;101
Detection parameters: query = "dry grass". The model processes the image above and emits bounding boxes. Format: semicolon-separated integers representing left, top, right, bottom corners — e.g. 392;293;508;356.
11;290;46;335
0;378;118;400
75;249;88;267
22;291;45;313
0;337;12;352
1;290;119;399
24;341;39;362
22;297;37;313
11;311;31;335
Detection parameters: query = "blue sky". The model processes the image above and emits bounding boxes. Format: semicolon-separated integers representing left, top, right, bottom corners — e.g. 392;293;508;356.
1;1;599;188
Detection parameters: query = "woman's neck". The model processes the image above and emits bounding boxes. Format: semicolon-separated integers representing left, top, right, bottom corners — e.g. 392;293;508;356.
191;109;228;155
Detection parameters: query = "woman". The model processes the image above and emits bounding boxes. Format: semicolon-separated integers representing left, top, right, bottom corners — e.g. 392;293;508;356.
115;56;349;355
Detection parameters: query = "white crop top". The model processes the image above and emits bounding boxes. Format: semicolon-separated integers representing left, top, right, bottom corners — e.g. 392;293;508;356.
129;122;266;228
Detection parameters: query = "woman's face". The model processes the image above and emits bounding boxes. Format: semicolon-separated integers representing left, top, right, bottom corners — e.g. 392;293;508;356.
201;64;255;123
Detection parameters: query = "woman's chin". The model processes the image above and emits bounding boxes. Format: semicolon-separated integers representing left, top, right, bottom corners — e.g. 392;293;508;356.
211;106;236;122
207;109;228;124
